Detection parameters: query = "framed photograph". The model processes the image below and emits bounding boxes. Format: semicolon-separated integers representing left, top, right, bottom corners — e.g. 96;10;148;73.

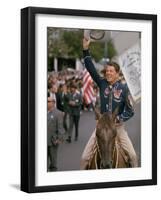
21;7;157;193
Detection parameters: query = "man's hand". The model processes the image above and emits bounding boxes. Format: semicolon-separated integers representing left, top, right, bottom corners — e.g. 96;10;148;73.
83;37;90;50
115;116;123;127
53;139;63;145
69;100;75;106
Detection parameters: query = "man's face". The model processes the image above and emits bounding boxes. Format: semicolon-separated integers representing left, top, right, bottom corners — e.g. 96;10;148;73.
71;87;76;93
105;65;119;85
63;85;67;92
47;97;55;110
51;85;57;93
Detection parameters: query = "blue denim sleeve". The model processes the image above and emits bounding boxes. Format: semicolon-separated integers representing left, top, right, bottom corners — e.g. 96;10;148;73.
118;84;135;122
83;49;102;87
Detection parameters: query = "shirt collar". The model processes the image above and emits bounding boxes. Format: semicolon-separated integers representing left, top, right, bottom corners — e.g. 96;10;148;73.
108;80;120;89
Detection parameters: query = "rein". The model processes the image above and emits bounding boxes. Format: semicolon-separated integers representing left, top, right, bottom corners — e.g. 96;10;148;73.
96;137;117;169
113;139;119;168
96;139;102;166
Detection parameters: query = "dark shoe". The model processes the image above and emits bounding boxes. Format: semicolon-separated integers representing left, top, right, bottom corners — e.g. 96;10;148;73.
66;137;71;143
74;137;78;141
50;167;57;172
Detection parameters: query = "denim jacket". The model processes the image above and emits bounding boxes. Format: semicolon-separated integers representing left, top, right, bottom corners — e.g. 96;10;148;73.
83;49;134;122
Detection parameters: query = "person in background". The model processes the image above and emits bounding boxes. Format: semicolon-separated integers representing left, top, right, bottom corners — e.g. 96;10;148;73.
62;84;70;135
56;84;64;112
47;97;65;172
49;84;58;108
66;84;82;143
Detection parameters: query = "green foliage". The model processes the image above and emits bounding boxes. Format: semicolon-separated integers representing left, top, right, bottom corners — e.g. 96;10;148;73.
48;57;53;71
107;40;117;59
89;40;117;62
47;28;117;62
90;42;104;62
48;28;83;58
62;31;83;58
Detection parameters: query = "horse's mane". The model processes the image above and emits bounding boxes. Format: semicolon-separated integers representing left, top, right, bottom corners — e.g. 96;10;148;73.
98;112;114;129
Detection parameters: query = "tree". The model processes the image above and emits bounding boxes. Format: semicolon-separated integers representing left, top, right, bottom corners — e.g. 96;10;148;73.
62;30;83;58
107;40;117;60
47;28;117;70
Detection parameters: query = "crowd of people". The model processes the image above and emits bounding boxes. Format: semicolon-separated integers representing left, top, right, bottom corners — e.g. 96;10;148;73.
47;71;100;171
48;71;100;111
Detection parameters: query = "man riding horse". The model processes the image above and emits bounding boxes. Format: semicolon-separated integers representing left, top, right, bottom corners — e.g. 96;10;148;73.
80;37;138;169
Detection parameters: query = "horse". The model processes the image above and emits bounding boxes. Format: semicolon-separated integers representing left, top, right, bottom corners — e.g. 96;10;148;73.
87;109;131;169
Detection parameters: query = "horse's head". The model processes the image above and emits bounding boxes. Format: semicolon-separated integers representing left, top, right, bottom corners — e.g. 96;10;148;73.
95;108;118;169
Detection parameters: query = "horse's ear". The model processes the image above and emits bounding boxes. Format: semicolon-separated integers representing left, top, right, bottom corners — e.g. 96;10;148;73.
94;107;101;120
112;107;119;122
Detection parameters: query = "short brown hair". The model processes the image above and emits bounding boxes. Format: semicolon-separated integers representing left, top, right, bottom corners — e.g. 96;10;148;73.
105;61;120;73
70;83;77;89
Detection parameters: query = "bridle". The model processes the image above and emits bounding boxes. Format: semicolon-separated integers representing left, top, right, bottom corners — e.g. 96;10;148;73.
96;137;120;169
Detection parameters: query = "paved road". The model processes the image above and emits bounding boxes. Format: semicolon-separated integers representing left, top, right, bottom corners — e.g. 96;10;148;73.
57;103;141;171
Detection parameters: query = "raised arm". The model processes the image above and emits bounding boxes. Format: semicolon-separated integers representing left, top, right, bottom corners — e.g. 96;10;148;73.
83;38;102;87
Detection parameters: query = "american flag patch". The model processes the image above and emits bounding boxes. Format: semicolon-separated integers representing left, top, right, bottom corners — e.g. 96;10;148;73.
104;87;110;97
113;89;122;99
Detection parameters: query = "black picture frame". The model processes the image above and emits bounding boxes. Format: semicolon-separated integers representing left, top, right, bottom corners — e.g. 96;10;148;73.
21;6;157;193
